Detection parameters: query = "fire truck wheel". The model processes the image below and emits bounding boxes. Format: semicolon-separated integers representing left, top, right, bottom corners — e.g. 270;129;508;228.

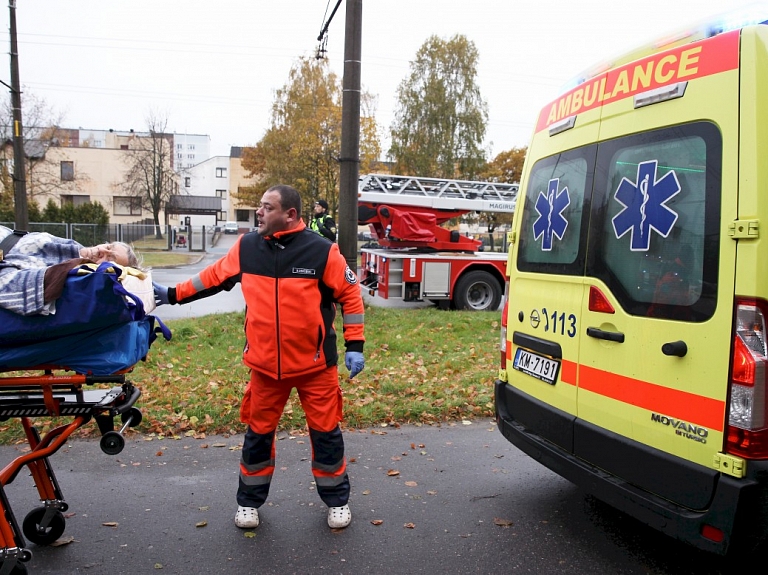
22;507;66;545
453;271;502;311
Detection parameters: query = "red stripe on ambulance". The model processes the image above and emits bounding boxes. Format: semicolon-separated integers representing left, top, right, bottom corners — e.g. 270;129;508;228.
579;364;726;432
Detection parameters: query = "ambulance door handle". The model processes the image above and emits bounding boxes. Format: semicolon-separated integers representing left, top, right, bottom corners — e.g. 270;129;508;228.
586;327;624;343
661;340;687;357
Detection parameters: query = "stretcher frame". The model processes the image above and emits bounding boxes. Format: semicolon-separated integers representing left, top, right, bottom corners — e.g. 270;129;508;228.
0;366;142;575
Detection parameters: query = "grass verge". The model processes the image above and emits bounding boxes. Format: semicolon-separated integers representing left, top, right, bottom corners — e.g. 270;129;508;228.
0;306;501;442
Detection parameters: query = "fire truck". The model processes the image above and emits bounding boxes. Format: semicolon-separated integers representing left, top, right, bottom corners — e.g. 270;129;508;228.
357;174;518;311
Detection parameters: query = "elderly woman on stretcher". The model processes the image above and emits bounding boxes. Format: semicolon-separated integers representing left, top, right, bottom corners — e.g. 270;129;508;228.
0;225;145;317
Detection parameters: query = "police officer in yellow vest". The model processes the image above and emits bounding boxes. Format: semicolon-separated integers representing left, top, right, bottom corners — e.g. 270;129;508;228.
309;199;337;242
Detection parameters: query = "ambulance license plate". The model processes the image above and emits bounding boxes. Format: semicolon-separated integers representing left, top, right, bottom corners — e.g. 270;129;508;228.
513;348;560;385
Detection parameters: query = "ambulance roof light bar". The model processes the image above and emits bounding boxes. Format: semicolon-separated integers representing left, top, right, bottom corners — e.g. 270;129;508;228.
562;5;768;94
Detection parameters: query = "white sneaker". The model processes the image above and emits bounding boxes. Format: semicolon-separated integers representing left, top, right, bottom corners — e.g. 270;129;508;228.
327;504;351;529
235;505;260;529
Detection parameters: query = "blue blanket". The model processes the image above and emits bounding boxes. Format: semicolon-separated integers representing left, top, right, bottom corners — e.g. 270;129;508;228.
0;263;171;374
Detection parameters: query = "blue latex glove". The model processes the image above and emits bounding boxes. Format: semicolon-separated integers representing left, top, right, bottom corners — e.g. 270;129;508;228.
153;281;170;306
345;351;365;379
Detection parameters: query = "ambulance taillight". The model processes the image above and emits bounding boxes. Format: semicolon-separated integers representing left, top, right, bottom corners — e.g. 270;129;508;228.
727;299;768;459
500;279;509;369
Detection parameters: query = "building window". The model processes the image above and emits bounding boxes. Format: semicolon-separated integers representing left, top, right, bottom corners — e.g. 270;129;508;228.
113;196;142;216
185;177;191;188
216;189;227;199
177;153;183;159
187;154;195;159
60;195;90;207
188;144;195;150
120;144;129;150
177;144;183;150
216;167;227;178
236;209;249;221
60;161;74;181
218;211;227;221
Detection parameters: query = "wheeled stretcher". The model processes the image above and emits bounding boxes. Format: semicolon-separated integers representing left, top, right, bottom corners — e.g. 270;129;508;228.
0;264;170;574
0;366;143;575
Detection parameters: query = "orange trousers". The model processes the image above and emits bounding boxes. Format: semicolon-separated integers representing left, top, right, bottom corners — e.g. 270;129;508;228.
237;367;349;508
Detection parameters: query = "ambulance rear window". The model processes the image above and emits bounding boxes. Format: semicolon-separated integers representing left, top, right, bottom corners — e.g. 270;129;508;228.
587;122;721;322
517;145;595;275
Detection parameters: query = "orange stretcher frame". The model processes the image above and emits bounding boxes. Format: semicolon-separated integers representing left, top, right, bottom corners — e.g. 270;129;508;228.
0;366;142;574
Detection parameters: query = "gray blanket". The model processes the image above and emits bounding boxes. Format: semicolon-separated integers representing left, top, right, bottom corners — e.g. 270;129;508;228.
0;226;84;316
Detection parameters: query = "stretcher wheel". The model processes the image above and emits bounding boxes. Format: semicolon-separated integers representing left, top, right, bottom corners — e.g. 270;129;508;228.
121;407;142;427
100;431;125;455
22;507;66;545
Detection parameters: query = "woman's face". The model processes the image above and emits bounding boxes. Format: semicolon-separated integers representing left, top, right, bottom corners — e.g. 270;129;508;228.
80;243;131;266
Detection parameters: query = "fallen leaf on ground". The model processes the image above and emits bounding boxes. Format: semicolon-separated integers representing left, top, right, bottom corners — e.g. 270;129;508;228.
493;518;514;527
196;521;207;528
371;519;383;526
405;481;418;487
362;489;371;495
404;522;415;529
244;532;256;538
102;522;118;528
387;469;400;476
212;443;226;447
50;536;75;547
155;451;163;457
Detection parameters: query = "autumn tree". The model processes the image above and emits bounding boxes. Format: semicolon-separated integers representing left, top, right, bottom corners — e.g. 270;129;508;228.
238;57;381;219
389;34;488;179
120;111;178;237
469;146;527;250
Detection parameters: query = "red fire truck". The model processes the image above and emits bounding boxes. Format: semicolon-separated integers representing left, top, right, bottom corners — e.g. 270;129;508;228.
357;174;518;311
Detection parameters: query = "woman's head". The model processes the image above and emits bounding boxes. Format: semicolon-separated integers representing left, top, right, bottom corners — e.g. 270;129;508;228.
80;242;139;267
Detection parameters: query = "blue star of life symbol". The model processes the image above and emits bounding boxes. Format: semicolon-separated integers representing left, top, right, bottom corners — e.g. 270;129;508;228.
532;178;570;251
612;160;681;251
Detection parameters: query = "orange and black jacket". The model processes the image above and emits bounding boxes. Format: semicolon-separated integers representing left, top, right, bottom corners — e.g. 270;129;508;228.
168;221;364;379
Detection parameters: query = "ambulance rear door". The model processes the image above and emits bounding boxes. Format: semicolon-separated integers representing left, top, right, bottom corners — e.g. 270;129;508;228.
507;112;599;454
574;31;740;509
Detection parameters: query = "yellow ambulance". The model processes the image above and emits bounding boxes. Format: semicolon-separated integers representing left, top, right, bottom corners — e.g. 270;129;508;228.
495;11;768;554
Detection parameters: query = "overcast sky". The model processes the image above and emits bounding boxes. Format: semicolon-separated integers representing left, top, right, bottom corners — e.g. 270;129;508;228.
4;1;767;159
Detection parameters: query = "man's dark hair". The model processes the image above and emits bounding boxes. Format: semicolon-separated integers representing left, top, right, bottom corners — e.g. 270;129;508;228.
267;185;302;214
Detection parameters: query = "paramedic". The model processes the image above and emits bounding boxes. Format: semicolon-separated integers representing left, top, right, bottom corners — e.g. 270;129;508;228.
152;185;365;531
309;199;337;242
0;225;138;316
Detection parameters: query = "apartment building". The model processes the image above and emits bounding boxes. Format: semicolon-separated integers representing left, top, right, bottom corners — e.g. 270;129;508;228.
10;128;258;228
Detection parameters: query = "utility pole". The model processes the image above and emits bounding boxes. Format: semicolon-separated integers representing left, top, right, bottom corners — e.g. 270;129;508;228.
337;0;362;271
8;0;28;229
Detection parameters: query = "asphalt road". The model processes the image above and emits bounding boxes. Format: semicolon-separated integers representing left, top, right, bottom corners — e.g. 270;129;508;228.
0;421;747;575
